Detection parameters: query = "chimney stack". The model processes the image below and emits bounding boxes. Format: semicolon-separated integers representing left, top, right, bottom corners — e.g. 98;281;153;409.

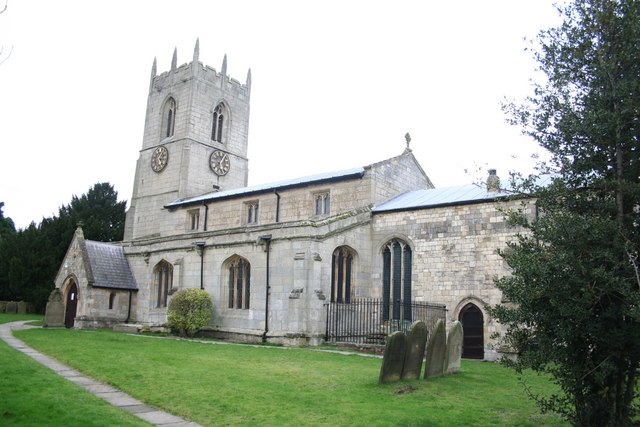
486;169;500;192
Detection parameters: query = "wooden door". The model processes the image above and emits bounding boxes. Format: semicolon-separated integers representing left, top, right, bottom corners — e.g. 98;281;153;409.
459;303;484;359
64;282;78;328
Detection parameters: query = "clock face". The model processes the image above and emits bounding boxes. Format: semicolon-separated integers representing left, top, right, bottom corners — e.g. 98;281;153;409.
151;146;169;172
210;150;230;176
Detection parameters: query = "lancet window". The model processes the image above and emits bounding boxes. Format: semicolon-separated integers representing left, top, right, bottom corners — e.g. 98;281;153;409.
382;239;412;320
331;246;355;303
227;256;250;309
154;261;173;308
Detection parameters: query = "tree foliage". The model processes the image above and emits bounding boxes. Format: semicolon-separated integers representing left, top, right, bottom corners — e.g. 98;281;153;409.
0;183;126;312
492;1;640;425
167;288;214;337
0;202;16;239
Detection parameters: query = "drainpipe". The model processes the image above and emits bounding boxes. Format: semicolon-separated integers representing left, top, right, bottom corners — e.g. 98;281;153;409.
259;235;272;343
194;241;206;290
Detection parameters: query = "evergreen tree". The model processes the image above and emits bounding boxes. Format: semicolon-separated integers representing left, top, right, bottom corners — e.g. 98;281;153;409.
0;202;17;301
492;0;640;425
0;202;15;239
0;183;126;312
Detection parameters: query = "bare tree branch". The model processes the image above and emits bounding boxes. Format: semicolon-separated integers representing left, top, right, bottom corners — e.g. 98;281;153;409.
0;0;11;66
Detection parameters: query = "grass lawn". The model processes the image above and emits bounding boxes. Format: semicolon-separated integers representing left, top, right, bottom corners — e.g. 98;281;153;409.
0;315;148;426
10;325;568;427
0;313;43;325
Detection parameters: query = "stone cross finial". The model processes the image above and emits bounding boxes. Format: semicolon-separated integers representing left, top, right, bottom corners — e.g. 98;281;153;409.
405;132;411;148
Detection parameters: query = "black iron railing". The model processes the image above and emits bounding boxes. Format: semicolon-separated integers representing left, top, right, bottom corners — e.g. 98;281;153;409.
324;298;447;345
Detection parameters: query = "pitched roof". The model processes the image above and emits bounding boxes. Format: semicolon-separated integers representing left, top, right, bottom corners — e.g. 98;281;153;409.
165;167;366;209
85;240;138;290
372;184;512;212
373;175;553;213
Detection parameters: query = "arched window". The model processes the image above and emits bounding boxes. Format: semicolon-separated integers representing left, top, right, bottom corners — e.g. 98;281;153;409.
211;103;226;143
109;292;116;310
331;246;355;303
154;261;173;308
226;256;250;309
162;97;176;139
382;239;412;321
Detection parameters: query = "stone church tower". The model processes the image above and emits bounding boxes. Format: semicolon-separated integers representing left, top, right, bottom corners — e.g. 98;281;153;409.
124;40;252;240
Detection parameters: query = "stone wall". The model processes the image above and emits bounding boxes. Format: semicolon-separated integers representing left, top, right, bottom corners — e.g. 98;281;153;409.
53;229;138;328
371;198;533;359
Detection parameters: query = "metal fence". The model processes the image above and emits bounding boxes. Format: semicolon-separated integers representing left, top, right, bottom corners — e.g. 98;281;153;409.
324;298;447;345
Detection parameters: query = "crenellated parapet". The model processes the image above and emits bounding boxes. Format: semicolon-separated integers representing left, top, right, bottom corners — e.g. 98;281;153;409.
149;39;251;99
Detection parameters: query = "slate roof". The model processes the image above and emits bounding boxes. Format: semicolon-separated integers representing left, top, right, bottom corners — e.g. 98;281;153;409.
85;240;138;290
165;167;366;209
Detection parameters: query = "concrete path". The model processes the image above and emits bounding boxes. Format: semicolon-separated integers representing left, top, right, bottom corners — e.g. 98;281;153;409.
0;321;201;427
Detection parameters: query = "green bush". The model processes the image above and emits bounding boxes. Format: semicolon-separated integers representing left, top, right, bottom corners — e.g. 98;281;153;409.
167;288;213;337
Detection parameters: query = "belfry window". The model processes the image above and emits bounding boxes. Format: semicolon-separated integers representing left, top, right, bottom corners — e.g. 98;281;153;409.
162;98;176;139
382;239;412;321
331;246;355;303
154;261;173;308
227;256;250;309
211;103;226;143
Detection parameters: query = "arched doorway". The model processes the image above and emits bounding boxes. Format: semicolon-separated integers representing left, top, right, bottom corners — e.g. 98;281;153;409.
459;303;484;359
64;282;78;328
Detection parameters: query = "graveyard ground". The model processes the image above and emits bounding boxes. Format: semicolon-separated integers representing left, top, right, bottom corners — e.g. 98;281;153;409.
2;314;567;426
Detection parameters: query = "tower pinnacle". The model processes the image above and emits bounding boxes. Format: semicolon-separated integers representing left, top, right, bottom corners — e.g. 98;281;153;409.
171;47;178;71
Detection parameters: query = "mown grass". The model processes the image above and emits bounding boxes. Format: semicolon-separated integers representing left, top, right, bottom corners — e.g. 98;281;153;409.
12;326;568;427
0;313;43;325
0;316;148;426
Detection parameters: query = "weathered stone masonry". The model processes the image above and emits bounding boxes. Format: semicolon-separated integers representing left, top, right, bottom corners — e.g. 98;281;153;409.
50;41;527;360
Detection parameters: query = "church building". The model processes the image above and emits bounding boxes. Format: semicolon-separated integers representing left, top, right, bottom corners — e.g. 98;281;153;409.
50;41;529;360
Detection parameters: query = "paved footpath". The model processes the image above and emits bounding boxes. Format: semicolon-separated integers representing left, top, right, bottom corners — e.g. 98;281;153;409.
0;321;202;427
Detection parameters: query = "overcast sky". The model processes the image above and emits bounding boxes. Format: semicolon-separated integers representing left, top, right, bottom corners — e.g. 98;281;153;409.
0;1;563;230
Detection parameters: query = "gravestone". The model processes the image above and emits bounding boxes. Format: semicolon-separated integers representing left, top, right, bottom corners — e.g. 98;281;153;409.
445;321;463;374
5;301;17;314
17;301;27;314
44;289;65;327
401;320;428;380
378;331;407;384
424;319;446;380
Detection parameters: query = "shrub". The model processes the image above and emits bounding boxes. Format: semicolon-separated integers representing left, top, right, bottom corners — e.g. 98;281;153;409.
167;288;213;337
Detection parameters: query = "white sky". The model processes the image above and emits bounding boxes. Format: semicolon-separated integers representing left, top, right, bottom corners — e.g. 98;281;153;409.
0;1;563;230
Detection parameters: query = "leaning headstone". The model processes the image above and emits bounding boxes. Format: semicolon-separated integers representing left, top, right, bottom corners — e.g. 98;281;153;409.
401;320;428;380
445;321;464;374
0;301;7;313
44;289;65;327
5;301;17;314
17;301;28;314
378;331;407;384
424;319;446;380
